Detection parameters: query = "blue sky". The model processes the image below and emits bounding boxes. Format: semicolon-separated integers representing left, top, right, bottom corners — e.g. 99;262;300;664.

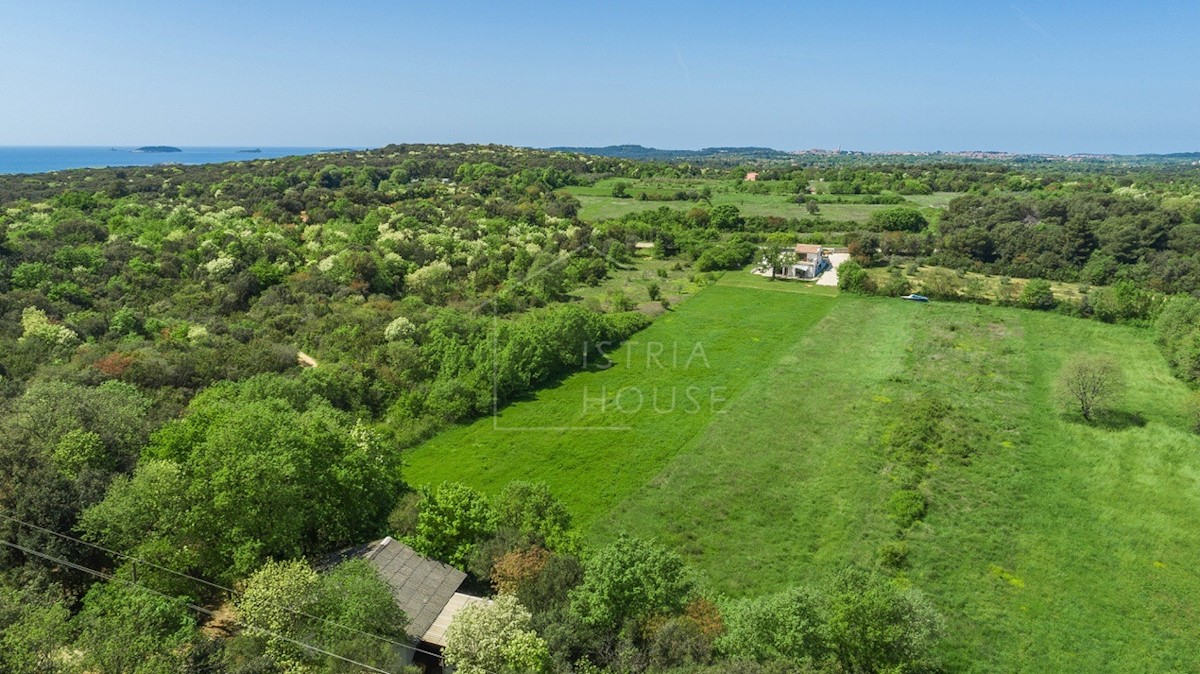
1;1;1197;153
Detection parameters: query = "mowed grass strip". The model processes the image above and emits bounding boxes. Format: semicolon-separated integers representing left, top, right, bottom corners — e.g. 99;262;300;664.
402;281;835;524
593;295;917;594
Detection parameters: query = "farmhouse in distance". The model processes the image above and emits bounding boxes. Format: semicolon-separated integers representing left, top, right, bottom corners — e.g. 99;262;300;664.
754;243;834;280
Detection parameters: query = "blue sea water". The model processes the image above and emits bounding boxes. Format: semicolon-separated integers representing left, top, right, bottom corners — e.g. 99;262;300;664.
0;146;345;175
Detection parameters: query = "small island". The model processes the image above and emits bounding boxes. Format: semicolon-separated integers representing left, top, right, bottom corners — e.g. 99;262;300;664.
133;146;182;153
237;148;262;153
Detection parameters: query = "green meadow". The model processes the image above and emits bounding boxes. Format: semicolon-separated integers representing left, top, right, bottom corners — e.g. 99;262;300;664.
902;191;963;208
406;281;837;521
404;276;1200;672
564;178;897;223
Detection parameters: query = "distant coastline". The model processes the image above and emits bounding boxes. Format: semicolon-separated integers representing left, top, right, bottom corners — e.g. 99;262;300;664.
0;147;335;175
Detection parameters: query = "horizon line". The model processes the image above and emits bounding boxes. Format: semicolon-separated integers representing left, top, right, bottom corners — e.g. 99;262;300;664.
0;142;1197;157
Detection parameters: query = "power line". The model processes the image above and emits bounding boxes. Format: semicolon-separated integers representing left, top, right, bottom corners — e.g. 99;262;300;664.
1;538;398;674
0;511;447;662
0;510;419;655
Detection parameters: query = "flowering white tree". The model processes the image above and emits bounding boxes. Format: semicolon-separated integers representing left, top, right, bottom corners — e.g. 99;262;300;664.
384;316;416;341
443;594;549;674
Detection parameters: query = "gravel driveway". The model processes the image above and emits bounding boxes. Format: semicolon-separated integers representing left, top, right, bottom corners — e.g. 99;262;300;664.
816;252;850;287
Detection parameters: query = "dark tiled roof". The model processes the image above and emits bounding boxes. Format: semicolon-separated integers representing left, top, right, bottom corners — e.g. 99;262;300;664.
362;537;466;642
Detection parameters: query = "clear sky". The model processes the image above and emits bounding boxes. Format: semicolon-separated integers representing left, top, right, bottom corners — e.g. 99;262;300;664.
1;1;1197;154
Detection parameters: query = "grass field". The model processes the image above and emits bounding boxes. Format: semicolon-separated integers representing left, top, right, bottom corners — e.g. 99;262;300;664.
565;178;901;223
406;281;837;522
571;193;893;223
902;191;962;208
571;253;706;311
403;276;1200;672
870;264;1091;303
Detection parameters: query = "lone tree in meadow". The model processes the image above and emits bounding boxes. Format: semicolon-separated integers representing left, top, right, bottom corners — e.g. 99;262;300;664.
1059;354;1126;422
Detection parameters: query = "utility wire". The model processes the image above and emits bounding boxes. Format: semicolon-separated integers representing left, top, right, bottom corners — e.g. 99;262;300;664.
0;511;449;663
1;538;398;674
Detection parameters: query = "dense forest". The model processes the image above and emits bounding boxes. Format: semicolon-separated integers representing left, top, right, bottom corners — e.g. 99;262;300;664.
2;144;1199;673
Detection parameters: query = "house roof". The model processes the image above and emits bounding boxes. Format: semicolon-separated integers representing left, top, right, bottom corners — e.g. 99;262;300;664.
795;243;823;254
423;592;492;647
361;537;468;643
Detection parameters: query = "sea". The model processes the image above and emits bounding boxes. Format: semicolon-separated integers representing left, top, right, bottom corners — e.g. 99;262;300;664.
0;146;346;175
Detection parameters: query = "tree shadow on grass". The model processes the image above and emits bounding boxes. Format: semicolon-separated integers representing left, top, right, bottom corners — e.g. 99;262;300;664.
1089;409;1147;431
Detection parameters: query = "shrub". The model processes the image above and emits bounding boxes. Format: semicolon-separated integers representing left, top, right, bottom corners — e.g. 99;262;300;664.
72;581;197;674
996;276;1019;305
387;491;422;537
694;239;756;271
962;276;988;303
880;271;912;297
836;260;875;294
94;351;135;378
0;584;72;674
493;481;573;547
1090;280;1155;323
1186;393;1200;435
605;311;652;341
48;281;91;305
822;569;943;674
646;615;717;669
52;429;111;479
570;535;695;636
717;586;826;665
888;489;928;528
1156;295;1200;385
1018;278;1056;310
846;232;880;265
877;540;909;570
868;207;928;232
919;269;960;301
515;553;584;615
608;289;635;312
236;558;409;671
885;396;953;465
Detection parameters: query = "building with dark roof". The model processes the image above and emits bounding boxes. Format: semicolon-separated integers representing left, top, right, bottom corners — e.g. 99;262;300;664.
359;537;489;650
